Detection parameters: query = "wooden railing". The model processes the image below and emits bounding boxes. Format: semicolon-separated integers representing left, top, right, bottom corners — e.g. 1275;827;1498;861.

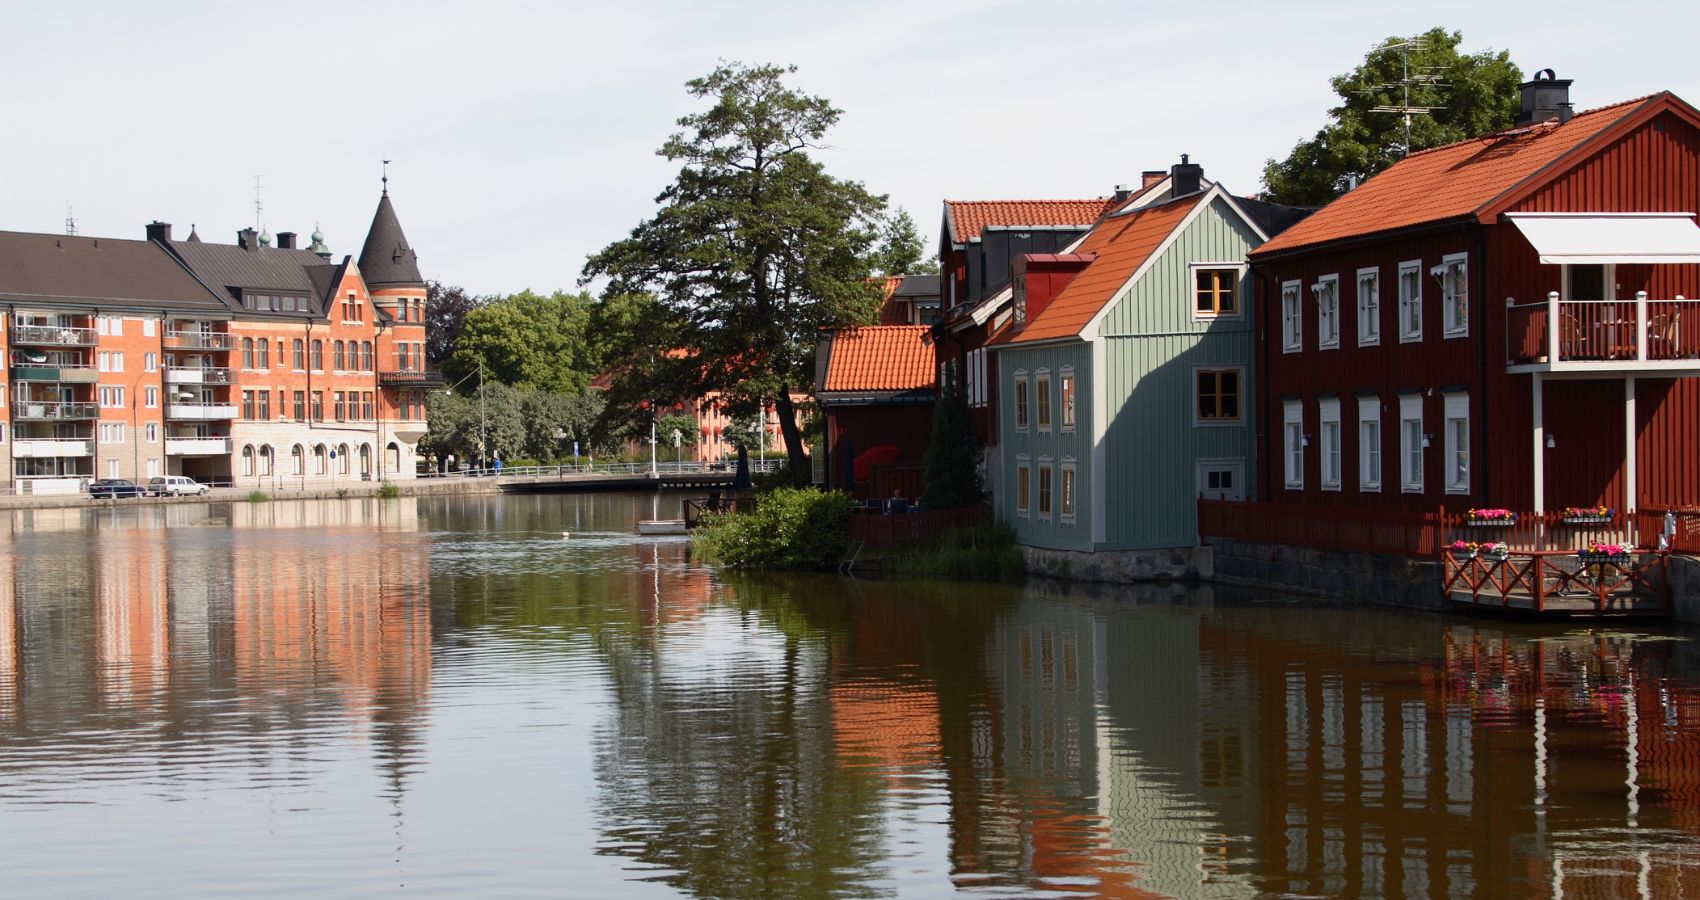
1439;509;1647;553
869;463;926;503
1639;506;1700;553
1506;292;1700;365
1442;551;1669;613
850;504;987;549
1197;498;1439;556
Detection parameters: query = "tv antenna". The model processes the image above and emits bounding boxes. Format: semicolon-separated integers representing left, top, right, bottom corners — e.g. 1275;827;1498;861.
64;203;78;236
1363;38;1448;156
254;175;264;230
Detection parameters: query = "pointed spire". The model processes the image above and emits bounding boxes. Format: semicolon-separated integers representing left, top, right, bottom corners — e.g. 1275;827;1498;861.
186;224;201;243
358;181;424;289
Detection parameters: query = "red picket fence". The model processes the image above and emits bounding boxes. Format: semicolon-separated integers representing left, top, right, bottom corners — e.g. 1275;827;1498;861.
1640;506;1700;553
1439;509;1648;553
1196;498;1439;557
850;504;988;549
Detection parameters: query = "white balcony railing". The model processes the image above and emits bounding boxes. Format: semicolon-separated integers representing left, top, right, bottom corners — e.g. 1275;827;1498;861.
10;325;96;346
163;366;237;385
13;401;98;420
1507;292;1700;373
162;331;236;350
165;436;233;456
11;438;94;458
165;401;239;420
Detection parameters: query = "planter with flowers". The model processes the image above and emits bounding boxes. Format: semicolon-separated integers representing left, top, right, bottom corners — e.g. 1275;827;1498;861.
1448;540;1479;561
1465;508;1517;528
1577;542;1631;567
1561;505;1615;526
1479;542;1510;563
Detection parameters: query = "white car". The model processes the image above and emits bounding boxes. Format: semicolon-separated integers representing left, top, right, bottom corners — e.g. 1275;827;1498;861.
147;475;209;497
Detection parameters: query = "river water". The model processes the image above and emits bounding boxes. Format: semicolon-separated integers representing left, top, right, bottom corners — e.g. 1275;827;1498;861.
2;493;1699;898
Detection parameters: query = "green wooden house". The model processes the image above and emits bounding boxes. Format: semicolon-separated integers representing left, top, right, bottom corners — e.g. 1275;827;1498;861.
988;180;1302;573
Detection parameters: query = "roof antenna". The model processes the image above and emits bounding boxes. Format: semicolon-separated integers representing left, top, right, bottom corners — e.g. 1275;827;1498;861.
381;159;391;196
64;202;77;236
1362;36;1448;157
253;175;264;230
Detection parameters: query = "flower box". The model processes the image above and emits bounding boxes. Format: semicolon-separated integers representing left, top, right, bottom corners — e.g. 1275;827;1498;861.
1481;549;1510;563
1560;506;1615;526
1448;547;1477;562
1561;515;1612;526
1465;508;1517;527
1577;552;1630;567
1466;518;1515;528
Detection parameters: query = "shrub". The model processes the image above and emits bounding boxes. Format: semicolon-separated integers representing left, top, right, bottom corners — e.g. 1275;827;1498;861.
890;519;1024;582
920;378;983;509
375;481;401;499
693;487;850;570
245;490;270;503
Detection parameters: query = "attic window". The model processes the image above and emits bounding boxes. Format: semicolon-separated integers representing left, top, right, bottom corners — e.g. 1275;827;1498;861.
1194;268;1239;316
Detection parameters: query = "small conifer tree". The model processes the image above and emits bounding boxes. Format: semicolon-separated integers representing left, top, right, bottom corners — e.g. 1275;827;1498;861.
919;377;983;509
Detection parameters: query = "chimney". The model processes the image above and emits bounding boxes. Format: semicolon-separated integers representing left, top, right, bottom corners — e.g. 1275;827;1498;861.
276;231;297;250
145;221;172;243
1171;154;1204;197
1113;184;1132;203
1141;170;1166;190
237;227;258;251
1517;69;1574;125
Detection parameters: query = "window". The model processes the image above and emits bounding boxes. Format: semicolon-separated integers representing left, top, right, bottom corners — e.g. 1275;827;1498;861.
1194;267;1240;317
145;387;158;408
257;391;270;419
1319;397;1342;490
242;445;255;477
293;339;305;371
338;444;350;475
1358;396;1382;492
1016;459;1031;516
1357;268;1380;346
1444;392;1469;494
361;341;373;371
259;339;271;368
1314;275;1340;348
98;422;126;444
334;341;346;371
145;423;158;443
241;391;255;420
1060;462;1076;521
1036;371;1052;430
99;386;125;408
1399;394;1424;492
144;352;157;372
107;459;120;479
142;319;156;337
1195;368;1243;424
242;338;254;369
1014;374;1029;431
334;391;346;421
362;392;375;420
1398;260;1423;342
311;392;324;421
1440;253;1468;337
1038;463;1053;518
1281;281;1302;352
1059;369;1076;430
292;391;306;420
1283;399;1304;489
259;445;273;477
291;444;305;476
311;340;323;371
315;445;327;475
399;344;411;372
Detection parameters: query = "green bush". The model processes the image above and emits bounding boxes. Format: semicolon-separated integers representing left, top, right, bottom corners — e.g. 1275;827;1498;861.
245;490;270;503
375;481;401;499
693;487;850;570
890;519;1024;582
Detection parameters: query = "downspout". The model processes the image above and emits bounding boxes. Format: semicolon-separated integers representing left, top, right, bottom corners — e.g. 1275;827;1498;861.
1468;223;1490;504
1252;265;1272;502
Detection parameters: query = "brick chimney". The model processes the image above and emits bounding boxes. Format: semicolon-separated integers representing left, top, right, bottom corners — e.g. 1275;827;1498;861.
145;221;172;243
237;228;258;251
276;231;297;250
1517;68;1574;125
1141;170;1166;190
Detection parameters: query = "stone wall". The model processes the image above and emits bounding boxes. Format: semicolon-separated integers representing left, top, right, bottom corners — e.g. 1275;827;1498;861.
1205;537;1446;610
1672;555;1700;624
1019;544;1211;583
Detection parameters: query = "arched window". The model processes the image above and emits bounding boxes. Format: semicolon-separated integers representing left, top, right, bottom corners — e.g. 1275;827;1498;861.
361;341;373;371
241;444;255;476
257;338;270;368
311;339;323;371
292;339;304;370
291;444;304;475
360;443;372;476
386;442;400;472
314;444;327;475
333;341;346;371
338;443;350;475
241;337;254;369
258;445;273;476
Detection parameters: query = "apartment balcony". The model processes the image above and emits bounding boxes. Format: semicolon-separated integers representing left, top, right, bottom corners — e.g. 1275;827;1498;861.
165;436;233;456
13;401;98;420
165;400;239;421
10;364;98;383
162;331;236;351
378;367;447;387
164;366;238;385
1506;292;1700;376
11;438;94;458
10;325;96;347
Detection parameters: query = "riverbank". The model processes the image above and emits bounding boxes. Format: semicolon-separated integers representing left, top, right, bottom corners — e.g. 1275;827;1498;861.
0;477;504;512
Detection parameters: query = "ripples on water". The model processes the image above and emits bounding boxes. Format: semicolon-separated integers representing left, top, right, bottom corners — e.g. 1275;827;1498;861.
3;494;1700;897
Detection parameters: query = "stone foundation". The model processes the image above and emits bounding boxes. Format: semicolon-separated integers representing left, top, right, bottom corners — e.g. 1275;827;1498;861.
1671;555;1700;624
1204;537;1446;610
1019;544;1211;584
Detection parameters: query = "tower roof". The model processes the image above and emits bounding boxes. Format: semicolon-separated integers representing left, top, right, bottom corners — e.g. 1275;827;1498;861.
357;188;424;289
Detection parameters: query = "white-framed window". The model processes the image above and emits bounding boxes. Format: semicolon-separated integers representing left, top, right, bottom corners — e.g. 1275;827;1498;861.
1357;267;1380;346
98;386;125;408
1038;458;1054;519
142;318;156;337
1014;372;1029;432
1281;281;1302;352
144;352;157;372
1016;457;1031;517
1194;366;1244;426
1319;397;1342;490
1059;367;1076;431
97;351;110;372
1036;370;1052;431
242;445;255;477
145;423;158;443
1443;391;1470;494
1314;275;1340;349
966;348;988;408
1192;264;1244;318
107;459;120;479
1283;399;1304;489
1060;459;1076;522
1398;260;1423;342
146;459;159;478
144;386;158;408
1358;396;1382;492
98;422;126;444
1399;394;1424;493
1439;253;1469;337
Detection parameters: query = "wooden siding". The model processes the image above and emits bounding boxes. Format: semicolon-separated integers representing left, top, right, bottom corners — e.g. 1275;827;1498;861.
998;342;1092;551
1506;110;1700;218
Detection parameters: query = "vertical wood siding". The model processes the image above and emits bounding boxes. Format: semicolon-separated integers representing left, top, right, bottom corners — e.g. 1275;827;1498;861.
997;342;1092;551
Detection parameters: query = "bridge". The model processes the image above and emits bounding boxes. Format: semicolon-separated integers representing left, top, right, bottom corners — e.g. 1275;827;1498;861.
418;459;789;493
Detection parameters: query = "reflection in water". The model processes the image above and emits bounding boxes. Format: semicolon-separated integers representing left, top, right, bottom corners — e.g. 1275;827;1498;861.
2;494;1700;896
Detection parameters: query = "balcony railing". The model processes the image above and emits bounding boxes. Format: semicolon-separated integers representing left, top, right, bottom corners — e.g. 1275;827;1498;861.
13;401;98;420
164;366;238;385
10;325;96;346
11;438;94;458
162;331;236;350
165;401;239;420
10;364;98;383
165;436;233;456
1506;292;1700;371
377;368;447;387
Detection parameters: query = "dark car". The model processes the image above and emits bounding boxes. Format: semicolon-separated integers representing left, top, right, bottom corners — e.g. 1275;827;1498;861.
89;478;145;499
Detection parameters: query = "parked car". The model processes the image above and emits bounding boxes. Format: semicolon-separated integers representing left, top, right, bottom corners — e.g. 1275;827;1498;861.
147;475;208;497
89;478;145;499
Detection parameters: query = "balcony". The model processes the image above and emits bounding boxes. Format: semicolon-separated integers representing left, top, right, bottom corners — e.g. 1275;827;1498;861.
378;368;447;387
10;364;97;383
11;438;94;458
11;325;95;347
13;401;98;420
165;436;233;456
165;401;239;420
1506;292;1700;375
162;331;236;351
164;366;237;385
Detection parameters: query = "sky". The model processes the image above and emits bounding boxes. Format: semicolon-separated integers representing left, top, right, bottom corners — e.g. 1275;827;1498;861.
3;0;1697;297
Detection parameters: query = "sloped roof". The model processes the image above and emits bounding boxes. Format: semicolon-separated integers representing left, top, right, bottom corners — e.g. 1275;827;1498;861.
944;198;1118;245
0;231;227;311
893;274;940;298
170;238;329;294
358;191;425;289
821;325;936;392
1255;95;1662;257
992;194;1201;346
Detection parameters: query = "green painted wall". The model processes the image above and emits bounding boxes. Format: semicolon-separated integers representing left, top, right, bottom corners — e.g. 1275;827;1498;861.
997;341;1092;551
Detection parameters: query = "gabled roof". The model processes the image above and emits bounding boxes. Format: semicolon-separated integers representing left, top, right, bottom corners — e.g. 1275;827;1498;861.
1254;93;1689;257
0;231;228;311
943;198;1118;246
892;274;940;298
820;325;936;393
358;190;425;289
991;193;1204;346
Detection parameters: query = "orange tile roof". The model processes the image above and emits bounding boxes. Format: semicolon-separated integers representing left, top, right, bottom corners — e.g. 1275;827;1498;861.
945;198;1119;245
822;325;936;392
993;195;1201;346
1255;96;1659;256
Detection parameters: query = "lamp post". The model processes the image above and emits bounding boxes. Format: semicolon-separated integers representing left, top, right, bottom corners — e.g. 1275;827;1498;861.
440;357;486;472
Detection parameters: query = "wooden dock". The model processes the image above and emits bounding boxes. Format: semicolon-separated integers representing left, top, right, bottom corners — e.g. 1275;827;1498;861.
1443;552;1671;618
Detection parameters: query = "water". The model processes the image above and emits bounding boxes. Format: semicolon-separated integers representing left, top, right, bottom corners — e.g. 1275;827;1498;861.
2;494;1700;897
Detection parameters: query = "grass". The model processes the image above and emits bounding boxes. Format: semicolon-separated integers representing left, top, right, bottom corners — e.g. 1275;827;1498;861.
888;519;1025;582
374;481;401;499
245;490;270;503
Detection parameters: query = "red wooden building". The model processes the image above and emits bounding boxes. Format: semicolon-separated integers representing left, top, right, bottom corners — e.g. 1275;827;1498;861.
1249;74;1700;518
814;325;937;500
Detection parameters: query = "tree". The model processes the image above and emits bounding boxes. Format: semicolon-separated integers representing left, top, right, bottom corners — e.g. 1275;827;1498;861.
582;62;889;476
919;378;982;510
445;289;596;395
425;281;484;365
520;389;612;459
420;381;526;464
1261;28;1522;206
873;207;938;276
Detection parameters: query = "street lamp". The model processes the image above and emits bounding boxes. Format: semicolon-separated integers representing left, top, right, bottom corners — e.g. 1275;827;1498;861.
441;357;485;470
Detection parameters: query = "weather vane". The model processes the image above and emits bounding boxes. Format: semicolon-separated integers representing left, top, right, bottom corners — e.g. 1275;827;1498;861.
382;158;391;194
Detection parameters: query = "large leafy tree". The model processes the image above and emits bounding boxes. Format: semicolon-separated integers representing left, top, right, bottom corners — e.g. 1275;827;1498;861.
425;281;484;365
445;289;596;395
873;207;938;276
1261;28;1522;206
582;62;889;475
